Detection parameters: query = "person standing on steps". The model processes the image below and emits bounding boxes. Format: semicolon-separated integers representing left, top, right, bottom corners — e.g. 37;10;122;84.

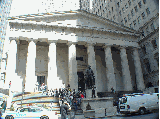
9;81;11;88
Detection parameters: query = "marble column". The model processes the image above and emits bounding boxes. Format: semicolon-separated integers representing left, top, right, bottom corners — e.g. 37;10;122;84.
25;40;37;92
120;47;132;91
86;43;98;90
68;42;78;91
5;39;17;89
133;47;145;91
104;45;116;91
47;41;59;90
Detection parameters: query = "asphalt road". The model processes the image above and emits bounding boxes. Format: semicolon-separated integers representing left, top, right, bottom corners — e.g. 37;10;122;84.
107;112;159;119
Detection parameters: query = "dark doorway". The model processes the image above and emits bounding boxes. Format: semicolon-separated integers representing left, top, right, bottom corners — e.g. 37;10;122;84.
155;88;158;93
77;72;85;92
37;76;45;91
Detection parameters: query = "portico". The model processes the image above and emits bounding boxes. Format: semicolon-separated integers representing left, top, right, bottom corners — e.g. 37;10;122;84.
2;11;145;92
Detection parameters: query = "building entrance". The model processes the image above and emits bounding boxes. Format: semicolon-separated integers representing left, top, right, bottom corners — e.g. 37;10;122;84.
37;76;45;91
77;72;85;92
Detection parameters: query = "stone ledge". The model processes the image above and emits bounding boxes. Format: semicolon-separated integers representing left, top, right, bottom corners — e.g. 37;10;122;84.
82;97;113;101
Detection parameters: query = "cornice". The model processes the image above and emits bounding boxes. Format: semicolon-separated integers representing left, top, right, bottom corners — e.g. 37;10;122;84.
139;13;159;30
138;27;159;44
9;21;140;37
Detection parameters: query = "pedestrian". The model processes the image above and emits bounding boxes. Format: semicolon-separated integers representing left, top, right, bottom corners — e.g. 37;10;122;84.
60;102;69;119
9;81;11;88
1;101;6;113
111;87;114;93
92;86;96;98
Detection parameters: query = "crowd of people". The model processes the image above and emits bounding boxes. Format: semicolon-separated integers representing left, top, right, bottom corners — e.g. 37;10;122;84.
44;84;86;112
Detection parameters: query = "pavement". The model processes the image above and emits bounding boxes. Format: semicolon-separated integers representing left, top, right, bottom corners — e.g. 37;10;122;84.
58;112;123;119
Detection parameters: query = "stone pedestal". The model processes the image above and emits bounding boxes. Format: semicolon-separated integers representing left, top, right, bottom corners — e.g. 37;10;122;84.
81;97;113;111
85;88;97;98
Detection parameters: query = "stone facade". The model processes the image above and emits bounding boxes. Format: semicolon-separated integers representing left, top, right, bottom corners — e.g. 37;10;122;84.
1;11;146;93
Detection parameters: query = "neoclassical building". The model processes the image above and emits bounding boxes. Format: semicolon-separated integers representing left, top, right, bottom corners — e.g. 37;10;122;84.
1;10;145;92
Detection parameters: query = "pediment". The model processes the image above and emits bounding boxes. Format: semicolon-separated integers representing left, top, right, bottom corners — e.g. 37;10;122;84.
9;10;137;35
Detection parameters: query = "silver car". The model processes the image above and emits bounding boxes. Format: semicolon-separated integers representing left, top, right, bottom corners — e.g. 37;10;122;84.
1;106;60;119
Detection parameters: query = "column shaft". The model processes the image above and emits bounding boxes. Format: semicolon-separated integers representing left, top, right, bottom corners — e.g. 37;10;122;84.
68;43;78;91
25;41;36;92
48;42;58;90
120;47;132;91
133;48;145;91
104;46;116;91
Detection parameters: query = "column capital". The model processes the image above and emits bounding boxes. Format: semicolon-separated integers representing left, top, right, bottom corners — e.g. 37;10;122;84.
119;46;127;50
85;43;96;47
47;40;57;44
28;39;38;44
103;44;112;49
67;41;77;46
132;46;141;50
9;38;20;44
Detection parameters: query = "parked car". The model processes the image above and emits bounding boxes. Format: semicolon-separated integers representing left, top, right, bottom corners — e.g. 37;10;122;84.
119;93;159;115
1;106;60;119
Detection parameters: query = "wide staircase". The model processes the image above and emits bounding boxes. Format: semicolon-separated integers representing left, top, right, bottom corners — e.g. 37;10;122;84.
12;92;60;114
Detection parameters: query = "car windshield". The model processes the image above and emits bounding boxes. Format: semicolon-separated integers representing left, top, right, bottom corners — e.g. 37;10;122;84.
30;108;44;112
120;98;127;104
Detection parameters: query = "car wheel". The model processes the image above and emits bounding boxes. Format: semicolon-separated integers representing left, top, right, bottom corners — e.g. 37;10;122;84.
5;116;14;119
40;116;49;119
139;108;145;115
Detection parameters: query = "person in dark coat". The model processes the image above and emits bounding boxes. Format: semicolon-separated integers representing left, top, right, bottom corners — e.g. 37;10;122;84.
60;102;69;119
92;86;96;98
1;101;6;113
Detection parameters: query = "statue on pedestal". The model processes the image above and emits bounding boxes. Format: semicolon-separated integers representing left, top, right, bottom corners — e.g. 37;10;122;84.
86;102;91;110
84;65;95;89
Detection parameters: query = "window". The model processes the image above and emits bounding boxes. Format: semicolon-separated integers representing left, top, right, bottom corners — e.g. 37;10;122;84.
122;7;125;13
143;0;146;4
131;9;134;16
134;6;138;12
144;58;151;73
141;12;145;19
142;30;145;37
117;2;120;7
129;23;133;28
133;20;136;26
142;46;146;54
121;20;124;25
127;14;131;20
137;16;141;24
146;8;150;15
151;39;157;49
113;15;116;20
138;1;142;8
146;26;149;34
125;4;128;9
154;52;159;67
128;0;131;6
119;10;122;16
151;23;155;31
124;17;127;23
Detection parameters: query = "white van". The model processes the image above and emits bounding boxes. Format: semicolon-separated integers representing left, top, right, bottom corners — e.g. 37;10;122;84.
119;93;159;115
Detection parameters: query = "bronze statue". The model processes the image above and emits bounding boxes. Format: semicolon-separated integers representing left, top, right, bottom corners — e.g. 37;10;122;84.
84;65;95;89
86;102;91;110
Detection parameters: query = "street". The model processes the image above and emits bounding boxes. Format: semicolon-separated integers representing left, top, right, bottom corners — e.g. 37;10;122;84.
107;112;159;119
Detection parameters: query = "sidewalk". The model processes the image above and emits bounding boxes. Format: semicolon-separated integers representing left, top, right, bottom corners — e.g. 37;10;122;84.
58;113;123;119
